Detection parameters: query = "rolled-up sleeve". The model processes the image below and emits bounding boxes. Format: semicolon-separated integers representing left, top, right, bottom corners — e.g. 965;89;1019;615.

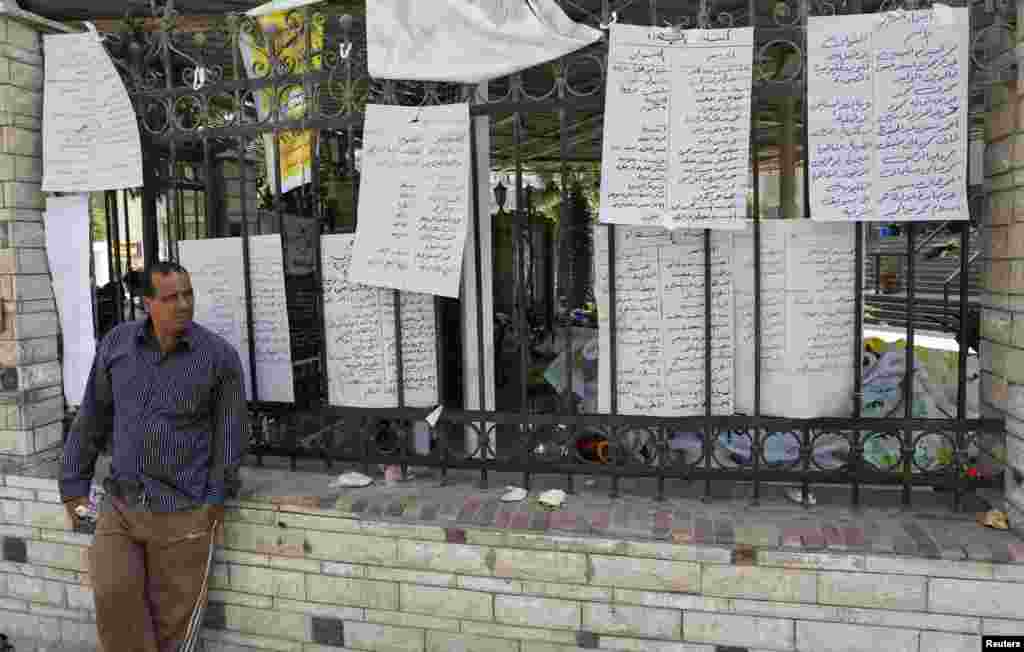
60;341;113;502
205;346;249;504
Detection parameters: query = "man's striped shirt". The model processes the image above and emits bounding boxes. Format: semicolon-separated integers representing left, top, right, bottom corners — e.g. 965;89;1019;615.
60;319;250;512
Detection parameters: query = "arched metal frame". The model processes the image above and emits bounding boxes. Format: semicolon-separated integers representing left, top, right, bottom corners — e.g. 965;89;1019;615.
91;0;1014;507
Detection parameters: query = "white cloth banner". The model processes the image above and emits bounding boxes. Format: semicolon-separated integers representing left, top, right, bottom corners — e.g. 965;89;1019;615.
807;7;970;222
368;0;602;83
45;195;96;406
42;32;143;192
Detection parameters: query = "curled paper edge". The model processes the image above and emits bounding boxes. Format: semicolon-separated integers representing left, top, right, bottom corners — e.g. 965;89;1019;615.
425;405;444;428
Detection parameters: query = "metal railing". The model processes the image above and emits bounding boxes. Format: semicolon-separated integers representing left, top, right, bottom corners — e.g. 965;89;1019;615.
78;0;1014;511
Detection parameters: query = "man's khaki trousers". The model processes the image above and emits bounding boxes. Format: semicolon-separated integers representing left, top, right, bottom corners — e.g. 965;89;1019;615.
90;497;214;652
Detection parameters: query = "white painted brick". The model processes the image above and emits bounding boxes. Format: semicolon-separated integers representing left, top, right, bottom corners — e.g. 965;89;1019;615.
200;629;303;652
273;598;363;621
0;595;29;613
920;632;981;652
34;489;61;503
303;530;396;565
614;589;734;613
729;598;979;634
683;612;793;651
21;500;66;529
230;565;305;600
864;555;995;580
0;523;33;537
7;572;65;606
495;594;581;631
930;579;1024;618
590;555;700;592
222;604;306;641
457;575;521;594
493;548;588;584
818;571;926;610
796;621;918;652
523;580;611;602
1;610;60;642
306;575;397;610
366;566;455;588
597;639;713;652
983;618;1024;636
366;609;460;633
758;550;866;572
400;584;492;621
425;631;517;652
321;561;365;578
459;621;577;644
582;603;681;640
26;540;86;571
0;486;34;499
3;473;57;491
702;565;817;603
343;621;425;652
396;540;492;576
209;589;274;609
28;603;93;621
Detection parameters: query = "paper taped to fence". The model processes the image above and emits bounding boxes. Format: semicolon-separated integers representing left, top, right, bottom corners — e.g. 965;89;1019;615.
807;7;970;221
349;104;471;298
368;0;602;83
179;236;295;402
599;24;754;230
42;32;143;192
322;234;439;408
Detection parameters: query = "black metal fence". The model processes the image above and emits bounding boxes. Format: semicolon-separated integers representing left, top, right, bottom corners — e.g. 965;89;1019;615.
83;0;1016;508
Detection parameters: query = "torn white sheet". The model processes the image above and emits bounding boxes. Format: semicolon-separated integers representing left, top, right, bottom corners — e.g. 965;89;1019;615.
42;32;143;192
368;0;602;83
44;194;96;406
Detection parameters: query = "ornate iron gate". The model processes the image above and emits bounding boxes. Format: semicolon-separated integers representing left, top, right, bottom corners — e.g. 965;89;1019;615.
88;0;1014;508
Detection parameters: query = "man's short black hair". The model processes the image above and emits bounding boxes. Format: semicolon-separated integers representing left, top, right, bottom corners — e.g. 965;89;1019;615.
143;261;189;298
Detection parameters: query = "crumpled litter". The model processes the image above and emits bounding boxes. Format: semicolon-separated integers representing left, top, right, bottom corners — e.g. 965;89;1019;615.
329;472;374;488
784;487;817;506
538;489;566;510
977;509;1009;530
501;486;527;502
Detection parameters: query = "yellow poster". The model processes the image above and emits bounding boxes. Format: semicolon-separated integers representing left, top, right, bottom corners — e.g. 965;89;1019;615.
238;8;322;194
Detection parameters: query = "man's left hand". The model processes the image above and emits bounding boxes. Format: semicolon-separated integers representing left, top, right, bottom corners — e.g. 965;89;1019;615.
205;504;225;529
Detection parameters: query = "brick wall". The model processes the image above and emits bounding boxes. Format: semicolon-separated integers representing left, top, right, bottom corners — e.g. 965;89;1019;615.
1;469;1023;652
0;10;68;458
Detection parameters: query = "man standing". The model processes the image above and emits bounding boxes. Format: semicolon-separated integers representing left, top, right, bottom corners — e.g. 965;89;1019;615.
61;261;250;652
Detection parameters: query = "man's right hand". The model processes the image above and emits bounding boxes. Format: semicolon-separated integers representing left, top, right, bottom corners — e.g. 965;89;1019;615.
63;497;90;530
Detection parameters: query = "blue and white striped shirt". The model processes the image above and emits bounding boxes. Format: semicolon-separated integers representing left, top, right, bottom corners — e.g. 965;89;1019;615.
60;319;250;512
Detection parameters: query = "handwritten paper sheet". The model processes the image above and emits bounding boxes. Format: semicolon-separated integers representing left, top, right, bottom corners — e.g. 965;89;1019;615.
349;104;470;298
595;226;734;416
322;234;438;408
42;32;143;192
599;24;753;230
44;195;96;405
179;236;295;402
808;8;969;222
733;221;858;418
368;0;601;84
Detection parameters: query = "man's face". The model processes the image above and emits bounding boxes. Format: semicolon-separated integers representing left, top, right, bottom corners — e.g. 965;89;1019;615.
144;272;194;336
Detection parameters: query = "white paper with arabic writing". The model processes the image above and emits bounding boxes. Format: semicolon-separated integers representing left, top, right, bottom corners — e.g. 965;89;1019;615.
349;104;471;298
594;226;735;416
368;0;602;84
599;24;753;230
179;236;295;402
733;221;858;419
42;32;143;192
808;8;969;222
322;234;439;408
